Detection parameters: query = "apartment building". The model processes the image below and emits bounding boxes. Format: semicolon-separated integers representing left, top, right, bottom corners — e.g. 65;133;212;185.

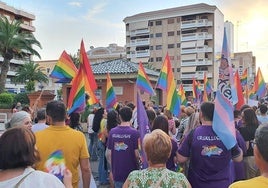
0;1;36;93
123;3;225;96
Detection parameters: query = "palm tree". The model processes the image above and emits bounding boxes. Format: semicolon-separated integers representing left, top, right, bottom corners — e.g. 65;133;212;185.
13;61;48;92
0;16;42;93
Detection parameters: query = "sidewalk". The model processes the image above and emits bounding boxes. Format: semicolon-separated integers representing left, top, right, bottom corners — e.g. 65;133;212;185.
90;159;110;188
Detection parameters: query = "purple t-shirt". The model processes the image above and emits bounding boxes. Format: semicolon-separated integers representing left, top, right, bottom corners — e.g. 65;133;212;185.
107;125;140;182
166;138;178;171
178;125;240;188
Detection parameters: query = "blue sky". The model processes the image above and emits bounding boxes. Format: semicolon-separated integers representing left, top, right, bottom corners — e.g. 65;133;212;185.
3;0;268;80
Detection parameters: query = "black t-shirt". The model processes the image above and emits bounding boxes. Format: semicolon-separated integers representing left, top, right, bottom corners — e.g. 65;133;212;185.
238;126;257;156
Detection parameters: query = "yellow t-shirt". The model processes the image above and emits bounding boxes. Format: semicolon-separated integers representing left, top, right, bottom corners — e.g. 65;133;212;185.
35;125;89;188
229;176;268;188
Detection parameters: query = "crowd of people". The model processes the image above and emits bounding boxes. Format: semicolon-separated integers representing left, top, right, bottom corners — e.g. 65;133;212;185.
1;99;268;188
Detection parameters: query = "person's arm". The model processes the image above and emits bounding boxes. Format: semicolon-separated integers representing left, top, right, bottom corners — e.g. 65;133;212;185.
123;179;130;188
177;153;189;163
63;169;73;188
231;144;243;162
79;158;91;188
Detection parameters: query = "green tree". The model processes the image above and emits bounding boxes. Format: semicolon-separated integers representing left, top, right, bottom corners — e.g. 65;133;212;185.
0;16;42;93
14;61;48;92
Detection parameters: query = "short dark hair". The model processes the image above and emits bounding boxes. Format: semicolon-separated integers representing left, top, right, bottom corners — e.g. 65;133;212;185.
0;127;40;169
255;124;268;162
46;100;66;122
259;104;268;114
37;108;46;121
151;115;169;135
119;106;132;122
107;110;119;132
200;102;214;121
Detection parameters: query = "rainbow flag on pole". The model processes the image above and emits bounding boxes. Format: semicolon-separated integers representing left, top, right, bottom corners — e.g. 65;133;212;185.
156;53;180;116
136;62;155;95
234;70;245;110
106;73;117;110
203;73;213;102
79;40;98;105
45;150;66;181
178;84;187;106
212;28;236;150
253;67;266;99
240;68;248;87
50;50;78;83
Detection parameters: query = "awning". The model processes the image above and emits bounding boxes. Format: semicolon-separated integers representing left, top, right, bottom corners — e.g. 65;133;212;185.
181;66;196;73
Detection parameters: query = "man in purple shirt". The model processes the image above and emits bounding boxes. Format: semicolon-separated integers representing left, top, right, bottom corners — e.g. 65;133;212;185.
107;106;140;188
178;102;243;188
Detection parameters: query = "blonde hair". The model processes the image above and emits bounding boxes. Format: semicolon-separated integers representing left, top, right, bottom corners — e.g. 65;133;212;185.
144;129;171;164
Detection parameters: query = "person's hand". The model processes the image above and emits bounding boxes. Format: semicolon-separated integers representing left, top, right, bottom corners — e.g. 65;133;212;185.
63;169;73;188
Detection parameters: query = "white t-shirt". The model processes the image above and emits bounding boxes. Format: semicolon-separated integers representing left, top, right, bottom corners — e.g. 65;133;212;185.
0;167;65;188
87;114;95;134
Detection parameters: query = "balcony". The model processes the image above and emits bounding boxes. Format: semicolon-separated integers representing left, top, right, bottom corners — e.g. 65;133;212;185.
130;38;150;47
136;50;150;58
183;84;204;92
20;23;35;32
130;29;149;36
181;19;213;29
181;32;213;42
181;59;212;66
181;71;212;80
181;46;213;54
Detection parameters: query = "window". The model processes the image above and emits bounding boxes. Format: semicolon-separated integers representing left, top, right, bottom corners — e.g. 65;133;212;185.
177;43;181;48
168;31;174;36
177;31;180;35
150;34;154;38
150;46;154;50
156;57;162;62
156;45;162;50
155;33;162;37
168;18;174;24
168;44;174;49
177;17;180;23
149;21;153;26
150;58;154;62
170;56;174;60
177;68;181;72
156;20;162;25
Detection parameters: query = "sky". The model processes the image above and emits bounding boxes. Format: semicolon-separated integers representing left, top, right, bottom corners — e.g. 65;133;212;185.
3;0;268;81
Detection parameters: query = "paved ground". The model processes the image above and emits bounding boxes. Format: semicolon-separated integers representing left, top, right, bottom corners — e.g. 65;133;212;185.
90;159;110;188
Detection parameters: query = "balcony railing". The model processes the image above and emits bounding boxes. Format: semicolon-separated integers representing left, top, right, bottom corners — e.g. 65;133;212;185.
136;50;150;58
181;71;212;79
130;38;150;47
181;32;213;41
181;59;212;66
130;29;149;36
181;19;213;29
181;46;213;54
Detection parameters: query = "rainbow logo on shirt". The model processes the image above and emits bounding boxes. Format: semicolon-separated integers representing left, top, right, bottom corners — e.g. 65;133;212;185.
201;145;223;157
114;142;128;151
45;150;66;181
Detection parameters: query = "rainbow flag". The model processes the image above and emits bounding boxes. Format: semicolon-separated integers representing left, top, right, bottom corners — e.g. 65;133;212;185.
79;40;98;105
240;68;248;87
106;73;117;110
50;50;78;83
212;28;236;150
253;67;266;99
136;62;155;95
67;67;86;114
192;78;201;101
156;53;180;116
136;92;150;169
203;73;213;102
178;84;187;106
45;150;66;181
234;70;245;110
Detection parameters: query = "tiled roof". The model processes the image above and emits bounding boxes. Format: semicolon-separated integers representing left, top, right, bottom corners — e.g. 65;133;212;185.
91;58;159;77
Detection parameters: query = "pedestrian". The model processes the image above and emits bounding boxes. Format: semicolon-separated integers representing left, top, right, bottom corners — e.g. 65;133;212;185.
35;100;91;188
123;129;191;188
87;107;98;161
0;126;72;188
69;112;83;132
5;111;32;130
31;108;48;133
229;124;268;187
107;106;140;188
178;102;243;188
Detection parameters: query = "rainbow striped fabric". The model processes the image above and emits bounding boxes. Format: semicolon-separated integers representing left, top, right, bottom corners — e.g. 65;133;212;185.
79;40;98;105
67;67;86;114
240;68;248;87
106;73;117;110
45;150;65;181
254;67;266;99
156;53;180;116
203;73;213;102
50;50;78;82
234;70;245;110
178;84;187;106
136;62;155;95
212;28;236;150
